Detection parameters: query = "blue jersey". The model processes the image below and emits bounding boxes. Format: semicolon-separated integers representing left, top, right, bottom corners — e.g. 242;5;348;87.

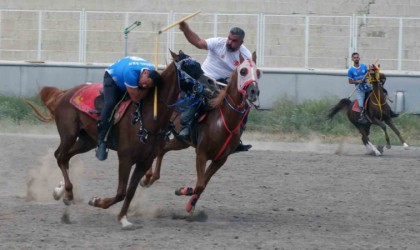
106;56;155;91
347;64;371;91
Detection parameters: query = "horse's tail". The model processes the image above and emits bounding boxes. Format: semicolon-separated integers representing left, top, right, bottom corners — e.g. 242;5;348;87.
327;98;352;119
24;86;67;123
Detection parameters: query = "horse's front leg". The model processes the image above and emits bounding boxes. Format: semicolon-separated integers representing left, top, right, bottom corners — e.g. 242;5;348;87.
356;124;381;156
189;156;229;215
372;118;391;149
88;161;132;210
118;161;152;229
174;152;207;215
384;119;409;149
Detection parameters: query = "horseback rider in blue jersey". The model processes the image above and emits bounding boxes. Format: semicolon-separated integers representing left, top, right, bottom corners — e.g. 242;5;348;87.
347;52;370;124
347;52;398;124
96;56;163;161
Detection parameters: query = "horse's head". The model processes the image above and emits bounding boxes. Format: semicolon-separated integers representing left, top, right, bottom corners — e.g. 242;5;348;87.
170;50;216;89
236;51;260;105
367;64;381;84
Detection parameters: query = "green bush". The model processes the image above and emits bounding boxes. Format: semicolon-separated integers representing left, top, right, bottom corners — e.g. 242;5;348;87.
1;94;419;145
0;95;43;124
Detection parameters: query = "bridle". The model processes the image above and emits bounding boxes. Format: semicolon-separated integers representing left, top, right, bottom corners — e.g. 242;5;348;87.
367;65;387;119
214;58;260;160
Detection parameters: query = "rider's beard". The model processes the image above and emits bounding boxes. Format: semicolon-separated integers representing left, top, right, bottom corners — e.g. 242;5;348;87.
226;44;236;52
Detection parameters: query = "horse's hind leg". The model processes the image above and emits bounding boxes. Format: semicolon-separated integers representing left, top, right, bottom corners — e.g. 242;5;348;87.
54;134;78;205
53;133;95;203
384;119;409;149
89;157;133;210
141;138;189;187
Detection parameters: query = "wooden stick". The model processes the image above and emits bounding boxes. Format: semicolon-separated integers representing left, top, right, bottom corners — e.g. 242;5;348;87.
153;35;159;120
158;11;201;34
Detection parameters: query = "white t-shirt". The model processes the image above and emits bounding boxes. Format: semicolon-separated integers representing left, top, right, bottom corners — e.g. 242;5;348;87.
203;37;252;80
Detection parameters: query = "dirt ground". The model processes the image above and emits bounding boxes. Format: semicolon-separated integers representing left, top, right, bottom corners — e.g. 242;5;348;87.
0;132;419;250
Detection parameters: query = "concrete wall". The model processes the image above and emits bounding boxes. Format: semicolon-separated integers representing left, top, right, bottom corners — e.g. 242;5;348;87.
1;62;419;113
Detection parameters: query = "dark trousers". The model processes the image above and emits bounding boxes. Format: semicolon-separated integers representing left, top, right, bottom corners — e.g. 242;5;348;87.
100;72;124;125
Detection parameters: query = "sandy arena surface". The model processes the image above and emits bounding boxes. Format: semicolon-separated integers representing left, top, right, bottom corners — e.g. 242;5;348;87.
0;132;419;250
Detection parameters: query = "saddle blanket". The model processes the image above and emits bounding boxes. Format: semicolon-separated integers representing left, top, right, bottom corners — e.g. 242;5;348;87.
351;97;370;113
69;83;131;123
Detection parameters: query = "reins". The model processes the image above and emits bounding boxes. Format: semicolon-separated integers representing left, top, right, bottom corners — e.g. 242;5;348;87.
214;104;250;160
367;70;386;120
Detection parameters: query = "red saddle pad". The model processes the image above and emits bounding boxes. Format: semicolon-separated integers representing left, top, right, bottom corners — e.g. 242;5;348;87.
70;83;131;123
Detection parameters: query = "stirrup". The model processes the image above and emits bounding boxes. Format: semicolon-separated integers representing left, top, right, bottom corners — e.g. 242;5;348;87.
358;115;367;124
177;127;191;142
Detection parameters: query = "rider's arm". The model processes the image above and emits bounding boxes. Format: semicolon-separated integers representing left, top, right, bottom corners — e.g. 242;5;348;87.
348;78;362;85
179;21;207;50
126;87;149;103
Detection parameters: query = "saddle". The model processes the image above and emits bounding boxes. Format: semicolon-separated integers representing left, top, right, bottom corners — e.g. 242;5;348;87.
69;83;131;124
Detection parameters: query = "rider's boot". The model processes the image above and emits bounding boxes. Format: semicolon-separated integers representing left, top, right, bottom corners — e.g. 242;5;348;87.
178;107;196;142
235;140;252;152
96;120;111;161
358;107;368;124
234;125;252;153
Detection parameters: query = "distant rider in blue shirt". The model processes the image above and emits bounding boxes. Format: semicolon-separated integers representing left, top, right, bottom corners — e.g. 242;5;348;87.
347;52;371;123
96;56;163;161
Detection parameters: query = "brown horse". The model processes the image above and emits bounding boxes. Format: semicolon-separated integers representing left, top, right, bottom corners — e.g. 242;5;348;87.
25;50;214;228
328;64;409;155
141;52;260;214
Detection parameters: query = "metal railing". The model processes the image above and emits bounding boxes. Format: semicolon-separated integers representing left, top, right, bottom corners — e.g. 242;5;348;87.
1;9;419;70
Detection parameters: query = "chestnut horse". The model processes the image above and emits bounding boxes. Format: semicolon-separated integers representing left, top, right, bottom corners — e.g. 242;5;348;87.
141;52;260;214
25;50;213;228
328;64;409;155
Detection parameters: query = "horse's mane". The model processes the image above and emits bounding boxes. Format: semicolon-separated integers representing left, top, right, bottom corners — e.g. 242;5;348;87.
209;88;227;109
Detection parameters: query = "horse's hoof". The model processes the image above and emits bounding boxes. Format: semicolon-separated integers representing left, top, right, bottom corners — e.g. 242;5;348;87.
63;198;73;206
52;181;65;200
120;215;134;230
139;178;149;188
386;144;391;149
53;188;64;200
88;196;99;206
185;194;198;214
175;187;194;196
403;143;410;150
377;145;384;153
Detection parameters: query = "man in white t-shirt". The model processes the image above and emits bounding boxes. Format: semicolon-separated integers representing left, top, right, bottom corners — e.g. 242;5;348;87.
178;21;252;152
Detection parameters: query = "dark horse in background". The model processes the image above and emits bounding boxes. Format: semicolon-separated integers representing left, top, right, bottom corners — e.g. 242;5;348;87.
141;52;260;214
328;64;409;156
25;50;214;228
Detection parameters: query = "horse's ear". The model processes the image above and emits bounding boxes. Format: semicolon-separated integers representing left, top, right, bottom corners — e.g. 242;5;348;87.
239;53;244;63
169;49;179;61
252;51;257;63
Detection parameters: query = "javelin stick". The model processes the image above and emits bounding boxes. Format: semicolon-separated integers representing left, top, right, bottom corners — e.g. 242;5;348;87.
153;11;201;119
158;11;201;34
153;35;159;120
